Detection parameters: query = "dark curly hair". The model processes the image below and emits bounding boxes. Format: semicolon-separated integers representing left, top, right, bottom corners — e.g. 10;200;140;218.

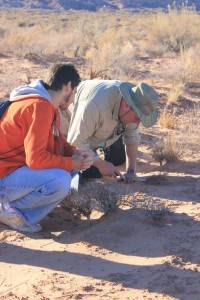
44;63;81;91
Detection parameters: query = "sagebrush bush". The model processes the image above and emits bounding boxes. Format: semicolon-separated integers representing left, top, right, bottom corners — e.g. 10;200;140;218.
152;133;183;165
129;196;170;225
62;187;93;223
61;180;127;222
86;40;137;79
90;180;126;213
147;9;200;55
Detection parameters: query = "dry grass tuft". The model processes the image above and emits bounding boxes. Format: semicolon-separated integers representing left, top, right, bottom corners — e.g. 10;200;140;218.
157;105;200;162
177;105;200;155
158;109;178;130
167;81;186;105
156;45;200;84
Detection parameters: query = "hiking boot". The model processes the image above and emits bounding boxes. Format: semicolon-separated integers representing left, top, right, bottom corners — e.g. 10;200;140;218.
0;204;42;233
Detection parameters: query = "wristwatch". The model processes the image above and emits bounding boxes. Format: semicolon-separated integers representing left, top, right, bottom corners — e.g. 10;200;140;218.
127;168;135;174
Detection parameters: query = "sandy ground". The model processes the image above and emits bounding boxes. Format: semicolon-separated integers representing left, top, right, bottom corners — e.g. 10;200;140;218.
0;56;200;300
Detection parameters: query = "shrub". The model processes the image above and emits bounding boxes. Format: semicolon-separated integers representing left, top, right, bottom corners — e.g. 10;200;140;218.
86;28;137;79
148;7;200;55
152;133;183;165
91;180;126;213
61;187;93;223
61;180;127;223
129;196;170;225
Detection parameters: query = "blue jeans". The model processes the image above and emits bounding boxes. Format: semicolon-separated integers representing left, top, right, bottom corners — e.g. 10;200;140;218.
0;166;73;225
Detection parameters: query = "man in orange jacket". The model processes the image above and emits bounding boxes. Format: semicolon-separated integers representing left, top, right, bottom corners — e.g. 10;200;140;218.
0;63;93;233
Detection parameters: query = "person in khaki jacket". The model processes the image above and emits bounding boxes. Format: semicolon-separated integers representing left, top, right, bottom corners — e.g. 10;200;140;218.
59;79;158;183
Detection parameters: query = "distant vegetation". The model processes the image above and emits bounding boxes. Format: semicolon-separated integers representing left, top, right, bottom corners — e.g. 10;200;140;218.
0;1;199;162
0;0;199;11
0;2;199;80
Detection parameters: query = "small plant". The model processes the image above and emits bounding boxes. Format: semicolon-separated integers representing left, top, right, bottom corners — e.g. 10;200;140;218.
152;133;183;166
24;52;42;64
61;180;127;223
61;187;93;224
164;133;184;162
141;200;170;224
151;139;166;166
130;197;170;225
90;180;126;214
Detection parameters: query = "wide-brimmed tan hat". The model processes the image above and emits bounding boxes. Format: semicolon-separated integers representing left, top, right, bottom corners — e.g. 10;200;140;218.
119;82;158;128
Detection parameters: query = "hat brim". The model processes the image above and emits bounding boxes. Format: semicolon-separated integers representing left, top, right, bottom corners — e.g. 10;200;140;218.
119;82;158;128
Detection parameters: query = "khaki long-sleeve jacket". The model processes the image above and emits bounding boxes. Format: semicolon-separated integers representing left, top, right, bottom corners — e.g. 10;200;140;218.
65;80;141;150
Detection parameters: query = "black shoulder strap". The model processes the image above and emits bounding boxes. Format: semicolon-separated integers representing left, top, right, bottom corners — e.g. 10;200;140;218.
0;100;12;119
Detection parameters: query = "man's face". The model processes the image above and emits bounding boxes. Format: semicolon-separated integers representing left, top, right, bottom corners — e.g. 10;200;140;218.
119;98;140;125
59;86;77;110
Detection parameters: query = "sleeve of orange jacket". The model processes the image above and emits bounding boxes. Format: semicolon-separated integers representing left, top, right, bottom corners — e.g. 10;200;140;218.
60;134;76;157
20;100;73;172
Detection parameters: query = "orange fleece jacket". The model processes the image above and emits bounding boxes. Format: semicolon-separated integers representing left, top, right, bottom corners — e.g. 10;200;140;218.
0;96;76;178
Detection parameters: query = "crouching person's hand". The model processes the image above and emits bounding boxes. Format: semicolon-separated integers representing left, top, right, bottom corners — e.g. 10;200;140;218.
72;151;94;171
93;158;123;178
72;148;97;160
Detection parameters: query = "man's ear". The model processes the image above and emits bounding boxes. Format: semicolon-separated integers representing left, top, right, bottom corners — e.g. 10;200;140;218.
121;97;130;109
64;81;72;92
